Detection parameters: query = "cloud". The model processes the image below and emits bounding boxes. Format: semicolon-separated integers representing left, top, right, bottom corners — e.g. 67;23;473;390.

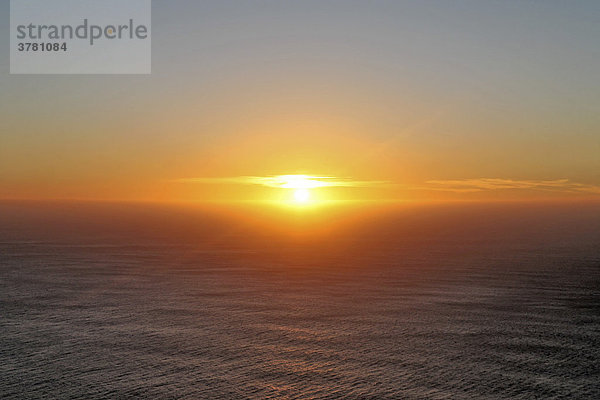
175;175;600;195
175;175;393;188
425;178;600;194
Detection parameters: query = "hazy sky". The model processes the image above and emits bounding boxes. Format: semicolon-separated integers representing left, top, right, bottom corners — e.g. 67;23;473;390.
1;0;599;201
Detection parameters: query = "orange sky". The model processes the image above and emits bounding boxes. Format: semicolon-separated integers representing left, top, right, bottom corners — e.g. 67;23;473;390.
1;1;599;204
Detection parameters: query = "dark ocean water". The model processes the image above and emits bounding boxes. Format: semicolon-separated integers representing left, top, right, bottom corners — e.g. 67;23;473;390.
1;202;599;399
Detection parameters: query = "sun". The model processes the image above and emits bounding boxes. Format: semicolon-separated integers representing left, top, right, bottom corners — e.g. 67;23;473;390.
274;175;324;206
293;188;310;203
244;174;339;206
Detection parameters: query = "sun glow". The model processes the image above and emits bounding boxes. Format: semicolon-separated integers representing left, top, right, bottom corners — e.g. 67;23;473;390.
280;176;318;205
178;174;392;204
293;188;310;203
277;175;330;189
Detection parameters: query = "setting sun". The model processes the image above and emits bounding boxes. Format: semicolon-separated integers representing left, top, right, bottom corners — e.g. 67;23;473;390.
278;175;319;205
293;188;310;203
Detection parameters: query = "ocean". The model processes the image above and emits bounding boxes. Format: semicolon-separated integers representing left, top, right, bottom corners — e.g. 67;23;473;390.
1;201;599;399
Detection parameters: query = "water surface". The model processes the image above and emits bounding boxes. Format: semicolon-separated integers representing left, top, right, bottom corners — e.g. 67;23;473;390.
1;202;599;399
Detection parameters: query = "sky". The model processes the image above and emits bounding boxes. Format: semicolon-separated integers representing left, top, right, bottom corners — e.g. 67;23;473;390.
1;0;599;202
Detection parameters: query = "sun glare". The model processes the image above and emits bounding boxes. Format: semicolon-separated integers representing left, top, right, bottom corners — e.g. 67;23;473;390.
293;188;310;203
275;175;323;206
